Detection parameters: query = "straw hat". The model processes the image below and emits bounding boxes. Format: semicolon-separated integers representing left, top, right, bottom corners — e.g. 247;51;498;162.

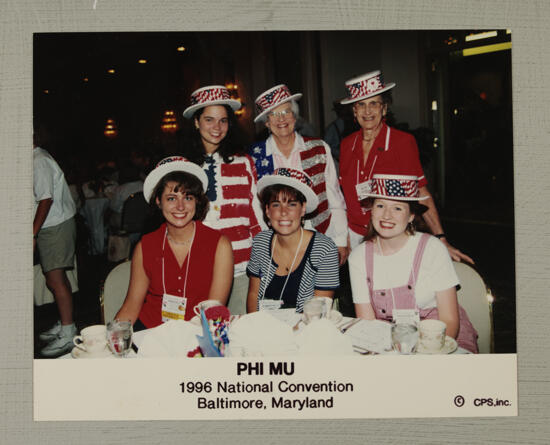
340;70;396;105
257;168;318;213
254;84;302;123
143;156;208;203
183;85;241;119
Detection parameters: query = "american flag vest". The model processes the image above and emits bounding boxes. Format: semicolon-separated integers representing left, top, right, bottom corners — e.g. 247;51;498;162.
249;137;331;234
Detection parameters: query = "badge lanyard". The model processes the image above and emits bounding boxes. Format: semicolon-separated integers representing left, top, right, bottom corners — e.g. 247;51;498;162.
259;228;304;310
355;127;391;213
160;223;195;321
376;235;420;325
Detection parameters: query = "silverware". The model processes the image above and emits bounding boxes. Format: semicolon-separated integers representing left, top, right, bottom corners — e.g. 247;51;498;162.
353;345;374;355
340;318;360;333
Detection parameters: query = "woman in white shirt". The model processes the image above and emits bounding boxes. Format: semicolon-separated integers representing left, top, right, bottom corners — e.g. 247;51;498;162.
348;174;478;353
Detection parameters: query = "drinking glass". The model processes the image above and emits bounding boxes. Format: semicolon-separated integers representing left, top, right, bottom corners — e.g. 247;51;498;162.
391;323;419;354
106;320;133;357
303;299;324;324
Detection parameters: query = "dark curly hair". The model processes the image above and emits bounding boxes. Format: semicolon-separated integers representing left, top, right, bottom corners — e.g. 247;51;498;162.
181;105;247;166
150;171;209;222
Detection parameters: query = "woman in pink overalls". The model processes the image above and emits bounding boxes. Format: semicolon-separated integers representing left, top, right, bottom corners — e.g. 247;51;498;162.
347;174;478;353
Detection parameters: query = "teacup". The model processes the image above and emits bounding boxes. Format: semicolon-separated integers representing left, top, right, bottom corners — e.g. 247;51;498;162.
73;325;107;355
419;319;447;352
193;299;223;317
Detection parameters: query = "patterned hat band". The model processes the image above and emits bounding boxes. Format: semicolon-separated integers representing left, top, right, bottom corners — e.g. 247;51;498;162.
255;85;293;113
155;155;189;168
190;86;231;105
273;168;313;189
363;174;428;201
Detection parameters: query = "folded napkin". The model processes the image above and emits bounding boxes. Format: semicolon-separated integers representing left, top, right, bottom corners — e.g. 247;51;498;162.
296;319;354;356
227;311;298;357
138;320;202;358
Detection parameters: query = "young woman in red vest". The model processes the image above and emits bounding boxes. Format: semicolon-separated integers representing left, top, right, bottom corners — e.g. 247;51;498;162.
249;84;349;266
115;157;233;330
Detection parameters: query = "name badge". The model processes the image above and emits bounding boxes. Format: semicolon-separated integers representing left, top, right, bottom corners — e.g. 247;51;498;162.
355;180;372;201
259;299;283;311
161;293;188;323
392;308;420;325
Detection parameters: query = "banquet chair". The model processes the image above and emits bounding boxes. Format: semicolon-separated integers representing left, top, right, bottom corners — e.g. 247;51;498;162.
121;191;149;235
453;261;494;353
100;260;132;323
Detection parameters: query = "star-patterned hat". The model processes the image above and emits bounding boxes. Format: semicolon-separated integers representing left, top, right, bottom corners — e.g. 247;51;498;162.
257;168;319;213
143;156;208;203
183;85;242;119
254;84;302;123
340;70;396;105
362;174;428;202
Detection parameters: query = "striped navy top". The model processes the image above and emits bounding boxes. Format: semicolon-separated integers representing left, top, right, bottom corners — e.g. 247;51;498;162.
246;229;340;312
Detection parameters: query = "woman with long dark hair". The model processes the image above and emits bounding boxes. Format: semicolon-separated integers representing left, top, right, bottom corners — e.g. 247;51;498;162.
181;85;265;314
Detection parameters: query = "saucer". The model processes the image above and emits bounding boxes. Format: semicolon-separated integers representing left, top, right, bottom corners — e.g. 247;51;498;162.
416;336;458;354
71;345;114;359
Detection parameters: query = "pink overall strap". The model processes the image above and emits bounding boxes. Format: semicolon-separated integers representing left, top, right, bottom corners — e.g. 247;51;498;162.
364;240;375;297
407;233;431;287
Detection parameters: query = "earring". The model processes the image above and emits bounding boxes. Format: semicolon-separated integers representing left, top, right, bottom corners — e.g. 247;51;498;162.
407;221;415;234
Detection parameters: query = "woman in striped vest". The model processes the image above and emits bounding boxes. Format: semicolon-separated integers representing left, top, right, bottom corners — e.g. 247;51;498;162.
182;85;266;315
249;84;349;266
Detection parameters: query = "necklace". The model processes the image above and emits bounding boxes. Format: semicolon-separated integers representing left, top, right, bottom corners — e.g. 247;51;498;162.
167;224;194;245
261;228;304;302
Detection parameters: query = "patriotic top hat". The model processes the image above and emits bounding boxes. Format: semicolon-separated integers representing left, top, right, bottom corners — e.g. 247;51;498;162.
363;174;428;202
143;156;208;203
257;168;319;213
183;85;241;119
340;70;396;105
254;84;302;123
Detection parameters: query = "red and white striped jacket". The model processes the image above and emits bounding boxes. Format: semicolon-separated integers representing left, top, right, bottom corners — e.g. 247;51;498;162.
201;153;265;276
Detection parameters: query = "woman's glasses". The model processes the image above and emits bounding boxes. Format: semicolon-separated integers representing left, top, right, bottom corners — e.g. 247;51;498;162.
354;100;384;111
268;109;294;120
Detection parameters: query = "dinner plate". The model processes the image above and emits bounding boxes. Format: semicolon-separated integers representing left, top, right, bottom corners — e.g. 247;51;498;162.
416;336;458;354
71;345;115;359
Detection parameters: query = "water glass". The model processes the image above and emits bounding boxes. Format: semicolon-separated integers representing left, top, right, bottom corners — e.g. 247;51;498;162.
391;323;419;354
303;299;324;324
106;320;133;357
